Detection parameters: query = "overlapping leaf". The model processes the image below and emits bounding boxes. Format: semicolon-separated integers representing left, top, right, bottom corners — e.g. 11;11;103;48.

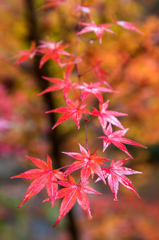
76;82;117;103
37;40;72;68
63;144;109;184
96;158;142;201
11;155;65;208
38;65;77;98
53;175;102;226
14;41;36;66
46;98;91;129
92;100;127;130
98;123;147;158
77;21;115;44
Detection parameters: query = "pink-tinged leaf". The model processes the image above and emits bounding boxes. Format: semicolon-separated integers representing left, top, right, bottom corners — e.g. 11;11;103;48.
79;143;89;155
92;101;127;130
14;55;31;66
11;156;61;208
71;111;82;129
47;155;53;169
38;82;64;95
46;99;91;130
90;161;106;184
76;189;92;221
10;169;45;179
18;173;50;208
81;163;91;184
77;21;114;44
54;189;77;227
111;15;144;35
112;140;133;158
116;21;144;35
46;174;58;207
42;198;50;203
97;158;142;201
39;53;52;68
76;82;117;103
13;41;36;66
65;161;85;175
98;123;147;158
46;106;70;113
62;151;84;161
38;66;76;98
56;187;74;199
53;176;100;226
64;144;109;183
120;138;147;148
52;112;73;130
84;185;102;195
26;156;50;170
37;40;72;68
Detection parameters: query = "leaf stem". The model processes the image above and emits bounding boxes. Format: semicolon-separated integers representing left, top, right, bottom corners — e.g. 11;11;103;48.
57;164;71;171
80;68;93;77
91;141;103;155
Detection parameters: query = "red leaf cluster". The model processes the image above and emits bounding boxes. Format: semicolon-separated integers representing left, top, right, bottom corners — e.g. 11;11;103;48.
12;2;146;227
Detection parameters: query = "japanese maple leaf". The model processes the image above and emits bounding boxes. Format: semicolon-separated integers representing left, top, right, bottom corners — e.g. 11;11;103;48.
38;0;67;10
92;100;127;130
92;60;112;88
98;123;147;158
11;155;64;208
77;21;115;44
46;98;91;129
53;175;102;226
63;143;109;184
76;82;117;103
112;15;143;35
38;65;77;98
14;41;36;67
37;40;72;68
96;158;142;201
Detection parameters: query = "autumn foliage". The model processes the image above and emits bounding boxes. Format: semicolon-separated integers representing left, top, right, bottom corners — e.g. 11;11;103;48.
11;0;147;227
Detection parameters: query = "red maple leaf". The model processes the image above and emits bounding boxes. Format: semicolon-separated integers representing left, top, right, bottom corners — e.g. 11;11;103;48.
96;158;142;201
38;65;77;98
38;0;67;10
92;60;111;88
76;82;117;103
46;98;91;129
92;100;127;130
37;40;72;68
10;155;65;208
63;143;109;184
77;21;115;44
14;41;36;67
53;175;102;226
98;123;147;158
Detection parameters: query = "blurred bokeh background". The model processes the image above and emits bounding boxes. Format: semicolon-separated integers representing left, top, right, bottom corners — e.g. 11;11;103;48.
0;0;159;239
